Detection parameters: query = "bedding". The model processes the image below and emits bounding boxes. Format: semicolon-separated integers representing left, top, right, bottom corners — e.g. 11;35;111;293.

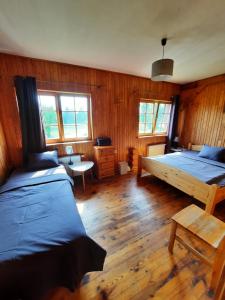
143;151;225;186
0;166;106;300
27;150;59;171
198;145;225;162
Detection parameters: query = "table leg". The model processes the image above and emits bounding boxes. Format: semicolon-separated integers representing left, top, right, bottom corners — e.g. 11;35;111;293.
82;173;85;191
90;168;94;181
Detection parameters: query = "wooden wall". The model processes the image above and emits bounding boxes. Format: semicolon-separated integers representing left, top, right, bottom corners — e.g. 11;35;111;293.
178;74;225;147
0;120;10;183
0;53;180;173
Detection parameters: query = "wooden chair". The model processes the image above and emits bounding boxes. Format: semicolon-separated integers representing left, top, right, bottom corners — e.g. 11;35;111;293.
168;205;225;291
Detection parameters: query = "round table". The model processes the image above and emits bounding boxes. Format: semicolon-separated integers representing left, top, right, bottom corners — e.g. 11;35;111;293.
67;161;94;191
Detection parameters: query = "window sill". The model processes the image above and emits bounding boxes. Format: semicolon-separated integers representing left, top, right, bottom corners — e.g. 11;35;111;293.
137;134;167;139
46;140;94;146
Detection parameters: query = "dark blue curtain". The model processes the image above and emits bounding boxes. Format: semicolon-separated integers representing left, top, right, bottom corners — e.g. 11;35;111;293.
166;95;179;153
14;76;46;163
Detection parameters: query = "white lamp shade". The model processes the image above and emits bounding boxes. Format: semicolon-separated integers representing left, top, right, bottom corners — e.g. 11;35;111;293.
65;145;73;155
151;59;174;81
174;136;179;143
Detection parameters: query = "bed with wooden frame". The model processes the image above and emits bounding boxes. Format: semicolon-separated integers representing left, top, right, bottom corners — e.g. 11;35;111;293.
138;144;225;214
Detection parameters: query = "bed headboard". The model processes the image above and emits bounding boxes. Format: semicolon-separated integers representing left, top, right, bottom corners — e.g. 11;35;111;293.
188;142;203;151
188;141;225;151
147;144;166;157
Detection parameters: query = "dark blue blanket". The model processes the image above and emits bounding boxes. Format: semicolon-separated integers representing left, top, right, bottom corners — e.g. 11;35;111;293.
0;166;106;300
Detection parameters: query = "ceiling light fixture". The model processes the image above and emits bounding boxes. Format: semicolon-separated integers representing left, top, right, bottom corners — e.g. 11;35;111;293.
151;38;174;82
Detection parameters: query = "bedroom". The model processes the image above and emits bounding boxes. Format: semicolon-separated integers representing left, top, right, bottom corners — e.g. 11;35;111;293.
0;0;225;299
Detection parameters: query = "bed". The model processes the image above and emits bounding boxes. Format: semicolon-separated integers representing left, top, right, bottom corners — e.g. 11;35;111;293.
0;165;106;300
138;145;225;214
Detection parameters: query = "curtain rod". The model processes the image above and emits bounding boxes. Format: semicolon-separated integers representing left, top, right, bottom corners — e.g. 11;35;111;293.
37;79;103;89
0;75;103;89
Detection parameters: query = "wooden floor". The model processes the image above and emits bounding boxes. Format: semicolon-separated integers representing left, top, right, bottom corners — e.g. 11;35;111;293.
45;174;225;300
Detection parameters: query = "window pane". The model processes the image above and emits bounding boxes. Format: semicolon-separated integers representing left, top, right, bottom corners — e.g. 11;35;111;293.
161;123;168;132
44;126;59;139
139;113;145;123
157;113;163;123
154;103;172;134
163;114;170;123
146;103;154;113
145;123;152;133
145;114;153;123
165;104;171;113
42;111;58;125
139;102;146;113
77;125;88;137
155;123;168;133
76;112;88;124
158;103;166;114
60;96;75;111
155;121;161;133
139;123;145;133
75;97;88;111
62;112;75;125
39;95;56;111
64;125;76;138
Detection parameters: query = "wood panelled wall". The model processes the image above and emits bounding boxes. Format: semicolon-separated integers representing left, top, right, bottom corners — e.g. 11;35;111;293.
0;53;180;173
0;120;10;183
178;74;225;147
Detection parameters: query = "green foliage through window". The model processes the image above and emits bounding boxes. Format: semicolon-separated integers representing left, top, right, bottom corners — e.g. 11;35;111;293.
38;93;91;142
138;101;171;135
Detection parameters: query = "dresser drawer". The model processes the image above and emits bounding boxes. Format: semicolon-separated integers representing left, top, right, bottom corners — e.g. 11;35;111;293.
98;148;115;157
99;161;114;170
98;155;114;163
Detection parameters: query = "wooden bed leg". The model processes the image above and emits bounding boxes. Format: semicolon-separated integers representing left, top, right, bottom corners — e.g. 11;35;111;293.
137;155;143;178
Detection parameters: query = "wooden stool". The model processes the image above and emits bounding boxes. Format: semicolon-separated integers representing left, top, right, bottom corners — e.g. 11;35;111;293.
168;204;225;291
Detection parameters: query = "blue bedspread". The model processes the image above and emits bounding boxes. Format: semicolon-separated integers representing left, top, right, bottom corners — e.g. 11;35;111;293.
0;165;73;194
150;151;225;186
0;166;106;300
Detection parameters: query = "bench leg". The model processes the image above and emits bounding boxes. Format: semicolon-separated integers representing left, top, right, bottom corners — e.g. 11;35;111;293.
210;240;225;291
168;220;177;253
214;261;225;300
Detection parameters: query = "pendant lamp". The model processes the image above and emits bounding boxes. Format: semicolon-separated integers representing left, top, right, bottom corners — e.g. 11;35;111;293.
151;38;174;81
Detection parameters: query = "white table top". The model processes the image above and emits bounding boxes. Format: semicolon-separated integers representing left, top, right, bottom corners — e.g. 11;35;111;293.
67;161;94;173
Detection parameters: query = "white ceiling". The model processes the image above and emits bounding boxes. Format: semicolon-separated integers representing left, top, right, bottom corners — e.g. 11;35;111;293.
0;0;225;84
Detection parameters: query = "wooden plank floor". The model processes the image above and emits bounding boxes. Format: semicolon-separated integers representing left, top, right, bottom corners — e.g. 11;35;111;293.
44;174;225;300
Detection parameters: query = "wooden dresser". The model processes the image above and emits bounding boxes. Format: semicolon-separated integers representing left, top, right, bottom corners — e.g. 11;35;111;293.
94;146;115;179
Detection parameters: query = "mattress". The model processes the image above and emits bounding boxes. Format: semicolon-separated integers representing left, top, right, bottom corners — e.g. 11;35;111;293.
0;165;106;300
142;151;225;186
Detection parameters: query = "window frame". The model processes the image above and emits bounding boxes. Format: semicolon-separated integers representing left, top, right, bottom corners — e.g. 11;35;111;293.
38;90;93;144
138;98;172;137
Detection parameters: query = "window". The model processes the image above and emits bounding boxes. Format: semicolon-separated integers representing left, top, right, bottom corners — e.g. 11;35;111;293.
138;100;171;136
38;92;92;143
